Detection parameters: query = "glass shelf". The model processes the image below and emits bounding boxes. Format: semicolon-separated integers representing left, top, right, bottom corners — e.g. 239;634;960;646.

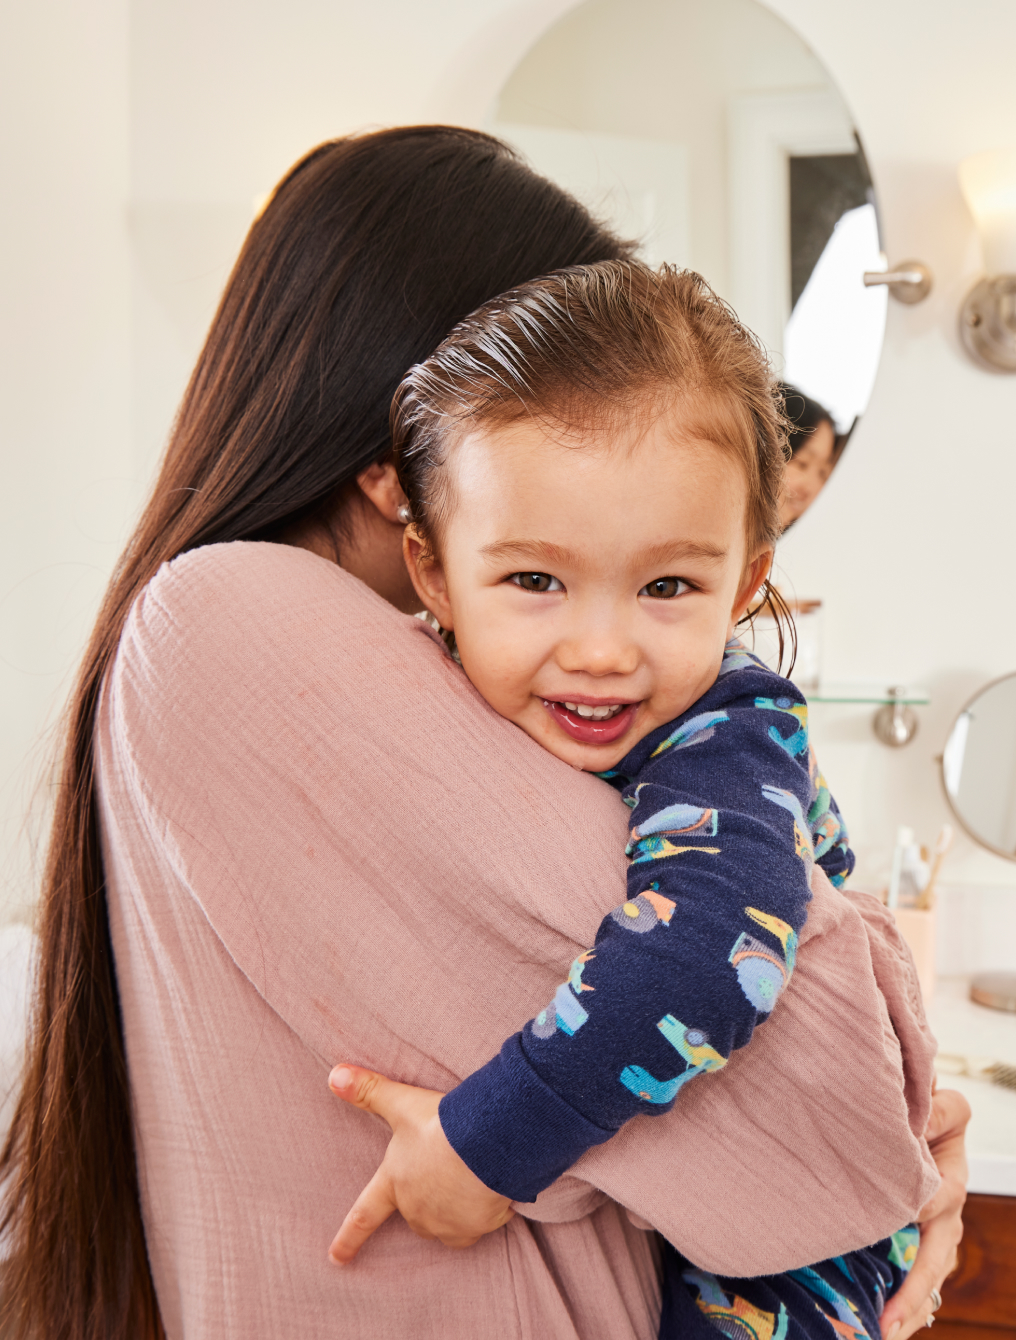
804;683;930;706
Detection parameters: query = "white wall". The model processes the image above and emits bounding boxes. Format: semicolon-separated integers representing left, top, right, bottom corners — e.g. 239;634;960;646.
0;0;131;922
2;0;1016;965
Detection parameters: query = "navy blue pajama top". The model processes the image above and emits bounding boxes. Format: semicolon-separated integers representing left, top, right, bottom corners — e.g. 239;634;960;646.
438;643;854;1203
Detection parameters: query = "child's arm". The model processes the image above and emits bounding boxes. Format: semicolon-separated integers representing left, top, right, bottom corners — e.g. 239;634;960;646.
438;667;853;1203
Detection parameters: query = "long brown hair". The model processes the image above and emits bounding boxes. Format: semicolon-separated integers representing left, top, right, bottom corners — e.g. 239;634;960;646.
0;125;631;1340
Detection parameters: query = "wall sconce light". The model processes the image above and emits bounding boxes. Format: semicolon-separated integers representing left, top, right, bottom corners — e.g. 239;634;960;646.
958;148;1016;373
862;260;933;304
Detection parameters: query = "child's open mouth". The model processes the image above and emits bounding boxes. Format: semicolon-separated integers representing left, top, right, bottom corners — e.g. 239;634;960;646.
542;698;639;745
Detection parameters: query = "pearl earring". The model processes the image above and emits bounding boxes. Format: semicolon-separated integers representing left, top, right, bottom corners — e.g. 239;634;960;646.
396;504;412;524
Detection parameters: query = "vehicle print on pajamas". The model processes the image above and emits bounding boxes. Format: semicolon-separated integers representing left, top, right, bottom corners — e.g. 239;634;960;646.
609;886;678;934
618;1014;727;1104
682;1268;790;1340
755;695;810;759
729;906;799;1013
530;951;596;1038
650;709;730;759
625;796;721;865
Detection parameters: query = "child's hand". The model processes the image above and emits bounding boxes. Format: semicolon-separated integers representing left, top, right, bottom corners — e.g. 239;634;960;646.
327;1064;515;1263
879;1086;970;1340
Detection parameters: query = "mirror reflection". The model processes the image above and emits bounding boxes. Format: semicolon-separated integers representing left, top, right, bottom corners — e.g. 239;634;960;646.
780;384;841;529
490;0;887;523
942;674;1016;859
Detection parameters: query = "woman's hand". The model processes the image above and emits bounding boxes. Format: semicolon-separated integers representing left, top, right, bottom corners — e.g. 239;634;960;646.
879;1086;970;1340
327;1065;514;1263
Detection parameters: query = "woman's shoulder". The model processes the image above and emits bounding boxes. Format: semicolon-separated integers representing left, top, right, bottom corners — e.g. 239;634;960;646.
138;540;392;638
153;537;319;593
123;541;427;680
110;541;455;754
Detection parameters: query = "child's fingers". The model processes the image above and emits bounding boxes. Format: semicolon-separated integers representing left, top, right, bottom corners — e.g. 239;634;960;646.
328;1170;400;1264
329;1063;437;1131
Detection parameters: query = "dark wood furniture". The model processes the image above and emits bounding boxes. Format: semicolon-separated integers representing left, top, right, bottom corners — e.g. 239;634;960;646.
936;1193;1016;1340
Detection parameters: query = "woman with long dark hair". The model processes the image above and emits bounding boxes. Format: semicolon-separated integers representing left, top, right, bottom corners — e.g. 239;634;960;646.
0;125;636;1340
0;127;965;1340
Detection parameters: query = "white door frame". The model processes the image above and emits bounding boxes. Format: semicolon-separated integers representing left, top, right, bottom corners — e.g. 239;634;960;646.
728;90;857;358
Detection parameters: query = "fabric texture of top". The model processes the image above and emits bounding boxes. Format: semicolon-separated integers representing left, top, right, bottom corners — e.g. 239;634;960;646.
95;543;938;1339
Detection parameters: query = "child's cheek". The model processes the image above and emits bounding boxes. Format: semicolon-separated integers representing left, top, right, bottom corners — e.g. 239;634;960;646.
458;627;529;720
487;642;536;716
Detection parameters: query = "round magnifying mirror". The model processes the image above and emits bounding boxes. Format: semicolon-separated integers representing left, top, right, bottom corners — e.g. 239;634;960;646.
488;0;888;527
941;673;1016;859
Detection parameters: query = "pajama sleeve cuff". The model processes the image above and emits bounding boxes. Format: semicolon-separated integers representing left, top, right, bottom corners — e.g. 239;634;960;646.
437;1033;616;1203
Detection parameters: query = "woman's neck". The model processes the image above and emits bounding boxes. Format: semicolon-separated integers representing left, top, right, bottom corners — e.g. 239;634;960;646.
282;491;421;613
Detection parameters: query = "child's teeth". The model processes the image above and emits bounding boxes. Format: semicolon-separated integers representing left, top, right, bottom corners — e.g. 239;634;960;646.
563;702;625;720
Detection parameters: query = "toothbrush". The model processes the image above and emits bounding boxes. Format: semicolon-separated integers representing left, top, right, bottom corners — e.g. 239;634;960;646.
886;826;912;910
918;824;953;909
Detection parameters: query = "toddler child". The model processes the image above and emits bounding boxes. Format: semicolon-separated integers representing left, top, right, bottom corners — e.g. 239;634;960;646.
351;261;921;1340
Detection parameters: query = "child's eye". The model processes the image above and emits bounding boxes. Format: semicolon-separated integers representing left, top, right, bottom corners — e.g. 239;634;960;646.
510;572;563;593
639;577;689;600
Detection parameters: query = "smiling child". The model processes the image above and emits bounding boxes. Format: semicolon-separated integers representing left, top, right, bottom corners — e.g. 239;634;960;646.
345;262;920;1340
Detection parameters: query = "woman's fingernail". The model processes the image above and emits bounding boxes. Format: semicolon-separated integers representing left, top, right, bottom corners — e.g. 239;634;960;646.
887;1322;901;1340
330;1066;354;1092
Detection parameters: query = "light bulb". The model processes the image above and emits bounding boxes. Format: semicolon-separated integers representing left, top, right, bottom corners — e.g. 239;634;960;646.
959;148;1016;276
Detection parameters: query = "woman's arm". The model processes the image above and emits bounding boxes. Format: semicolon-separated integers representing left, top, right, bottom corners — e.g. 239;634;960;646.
328;866;942;1274
882;1085;969;1340
327;1073;966;1340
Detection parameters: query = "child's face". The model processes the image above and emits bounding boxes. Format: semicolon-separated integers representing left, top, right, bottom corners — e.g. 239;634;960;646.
405;406;771;772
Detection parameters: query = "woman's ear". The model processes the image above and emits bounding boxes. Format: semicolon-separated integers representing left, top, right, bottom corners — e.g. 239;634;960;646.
403;527;454;630
356;460;408;523
729;549;773;637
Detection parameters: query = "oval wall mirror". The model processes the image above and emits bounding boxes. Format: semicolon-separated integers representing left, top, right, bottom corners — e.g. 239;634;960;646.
942;674;1016;860
489;0;887;525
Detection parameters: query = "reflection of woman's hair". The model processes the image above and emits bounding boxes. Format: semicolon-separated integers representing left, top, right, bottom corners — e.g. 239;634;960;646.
0;127;631;1340
779;383;835;458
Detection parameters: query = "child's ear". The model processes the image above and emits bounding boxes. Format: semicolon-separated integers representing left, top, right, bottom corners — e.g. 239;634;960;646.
728;549;773;636
403;526;454;630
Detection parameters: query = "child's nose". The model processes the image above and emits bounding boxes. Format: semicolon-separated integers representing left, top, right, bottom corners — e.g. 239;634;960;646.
555;625;641;678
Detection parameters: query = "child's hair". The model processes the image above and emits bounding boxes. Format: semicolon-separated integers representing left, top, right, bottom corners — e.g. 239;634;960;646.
391;260;796;667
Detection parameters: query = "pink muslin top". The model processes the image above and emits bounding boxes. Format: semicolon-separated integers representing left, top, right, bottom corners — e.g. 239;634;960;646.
95;542;938;1340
